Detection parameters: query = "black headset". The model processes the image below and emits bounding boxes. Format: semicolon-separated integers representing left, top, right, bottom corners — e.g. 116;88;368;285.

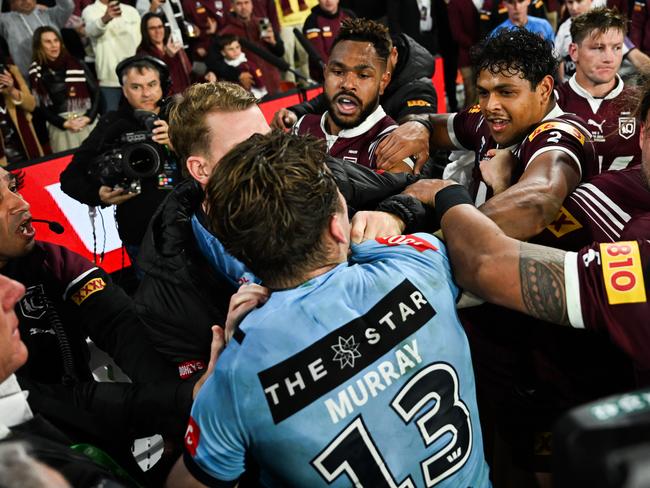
115;54;172;97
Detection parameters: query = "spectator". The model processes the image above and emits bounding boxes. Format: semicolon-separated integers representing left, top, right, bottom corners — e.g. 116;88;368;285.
491;0;555;44
135;81;421;376
387;0;437;56
82;0;141;112
60;56;180;267
29;26;99;153
273;0;317;83
293;19;415;172
556;8;640;172
180;0;220;60
167;130;491;487
0;51;44;167
136;0;187;49
302;0;355;82
213;34;267;98
631;0;650;55
340;0;386;19
448;0;480;107
0;0;73;78
220;0;285;95
138;12;191;94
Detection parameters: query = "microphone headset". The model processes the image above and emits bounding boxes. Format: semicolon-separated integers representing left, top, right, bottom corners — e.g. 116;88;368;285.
32;219;65;235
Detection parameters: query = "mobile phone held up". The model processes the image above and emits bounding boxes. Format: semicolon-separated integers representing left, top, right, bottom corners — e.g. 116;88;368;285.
259;17;271;37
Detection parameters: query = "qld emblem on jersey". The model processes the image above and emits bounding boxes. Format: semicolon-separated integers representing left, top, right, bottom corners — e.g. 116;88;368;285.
618;116;636;140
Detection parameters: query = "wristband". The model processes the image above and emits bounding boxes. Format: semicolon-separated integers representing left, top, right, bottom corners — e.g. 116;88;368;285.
435;184;474;221
408;117;433;134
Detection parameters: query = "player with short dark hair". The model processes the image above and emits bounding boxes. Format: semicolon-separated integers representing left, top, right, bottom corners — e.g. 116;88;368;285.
293;18;415;173
167;130;491;487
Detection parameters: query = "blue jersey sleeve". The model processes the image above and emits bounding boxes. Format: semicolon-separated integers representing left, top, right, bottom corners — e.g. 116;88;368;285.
191;214;261;287
185;348;248;484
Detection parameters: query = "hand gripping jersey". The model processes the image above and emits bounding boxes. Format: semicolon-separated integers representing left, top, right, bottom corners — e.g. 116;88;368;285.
448;104;599;206
534;165;650;251
565;240;650;369
293;105;414;170
185;234;490;487
555;76;641;172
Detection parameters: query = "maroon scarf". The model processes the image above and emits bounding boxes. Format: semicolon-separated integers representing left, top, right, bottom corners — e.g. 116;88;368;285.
29;54;91;114
279;0;309;16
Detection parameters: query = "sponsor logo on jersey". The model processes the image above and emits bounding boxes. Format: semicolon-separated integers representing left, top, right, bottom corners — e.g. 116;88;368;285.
178;360;206;379
185;417;201;457
306;31;319;39
528;120;586;145
19;285;48;320
70;277;106;305
618;116;636;140
258;279;436;424
376;234;438;253
600;241;647;305
468;104;481;114
406;99;431;107
546;206;583;238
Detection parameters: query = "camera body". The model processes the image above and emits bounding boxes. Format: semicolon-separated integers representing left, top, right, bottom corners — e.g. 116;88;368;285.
88;110;171;194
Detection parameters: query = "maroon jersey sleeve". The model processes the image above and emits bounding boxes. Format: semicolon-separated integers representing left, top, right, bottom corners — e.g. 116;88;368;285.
517;114;599;181
449;105;486;152
565;240;650;368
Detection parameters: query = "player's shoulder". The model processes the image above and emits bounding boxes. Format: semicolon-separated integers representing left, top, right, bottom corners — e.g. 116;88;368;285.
352;233;447;267
526;112;591;146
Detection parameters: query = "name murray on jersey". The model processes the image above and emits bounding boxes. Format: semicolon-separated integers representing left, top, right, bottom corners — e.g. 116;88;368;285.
257;279;436;424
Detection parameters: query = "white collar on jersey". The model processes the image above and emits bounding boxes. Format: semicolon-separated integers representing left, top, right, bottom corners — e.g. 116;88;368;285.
0;374;33;439
567;73;624;113
320;104;389;139
542;102;566;121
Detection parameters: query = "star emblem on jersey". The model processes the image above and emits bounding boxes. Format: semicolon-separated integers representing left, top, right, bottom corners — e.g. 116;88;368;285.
331;335;362;369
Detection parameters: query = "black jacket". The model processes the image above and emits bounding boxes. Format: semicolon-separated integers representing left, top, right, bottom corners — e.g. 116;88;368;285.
288;33;437;122
59;104;180;246
135;157;426;369
5;242;193;472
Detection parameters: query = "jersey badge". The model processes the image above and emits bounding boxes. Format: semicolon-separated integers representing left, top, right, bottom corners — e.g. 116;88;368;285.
376;235;438;253
185;417;201;457
19;284;48;320
528;120;586;145
600;241;647;305
618;115;636;140
306;30;319;39
331;335;362;369
468;104;481;114
545;206;583;238
406;99;431;107
70;277;106;305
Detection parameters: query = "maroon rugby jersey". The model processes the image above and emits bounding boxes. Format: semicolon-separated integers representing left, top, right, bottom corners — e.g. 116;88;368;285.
293;105;413;170
534;166;650;251
566;239;650;369
448;104;598;205
555;75;641;172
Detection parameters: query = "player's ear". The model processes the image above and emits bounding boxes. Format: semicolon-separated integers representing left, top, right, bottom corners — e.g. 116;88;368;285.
379;69;391;96
536;74;554;104
568;42;579;63
186;155;212;187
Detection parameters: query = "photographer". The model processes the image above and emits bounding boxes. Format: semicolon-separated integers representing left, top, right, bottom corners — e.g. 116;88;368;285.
60;55;181;267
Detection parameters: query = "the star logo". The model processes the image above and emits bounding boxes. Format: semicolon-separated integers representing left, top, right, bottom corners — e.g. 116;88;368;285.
331;335;361;369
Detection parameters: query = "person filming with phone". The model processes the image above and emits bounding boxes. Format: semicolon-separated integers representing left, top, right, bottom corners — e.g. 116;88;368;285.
60;55;181;272
219;0;285;95
82;0;141;112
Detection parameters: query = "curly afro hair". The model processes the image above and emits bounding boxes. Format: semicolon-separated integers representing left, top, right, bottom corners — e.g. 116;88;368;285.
470;27;558;89
330;18;392;63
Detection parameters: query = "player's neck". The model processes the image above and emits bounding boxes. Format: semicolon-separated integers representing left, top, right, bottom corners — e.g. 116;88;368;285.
325;114;343;136
575;71;617;98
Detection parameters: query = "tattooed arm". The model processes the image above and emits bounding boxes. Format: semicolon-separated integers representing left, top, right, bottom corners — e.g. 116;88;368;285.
441;201;570;326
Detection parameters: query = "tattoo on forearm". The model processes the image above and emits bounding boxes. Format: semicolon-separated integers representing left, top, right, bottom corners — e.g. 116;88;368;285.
519;244;570;325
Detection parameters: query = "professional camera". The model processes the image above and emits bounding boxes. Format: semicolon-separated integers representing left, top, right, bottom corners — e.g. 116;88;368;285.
88;110;168;194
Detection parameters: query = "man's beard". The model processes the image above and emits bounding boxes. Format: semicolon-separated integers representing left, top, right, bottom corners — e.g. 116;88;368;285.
326;92;380;130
